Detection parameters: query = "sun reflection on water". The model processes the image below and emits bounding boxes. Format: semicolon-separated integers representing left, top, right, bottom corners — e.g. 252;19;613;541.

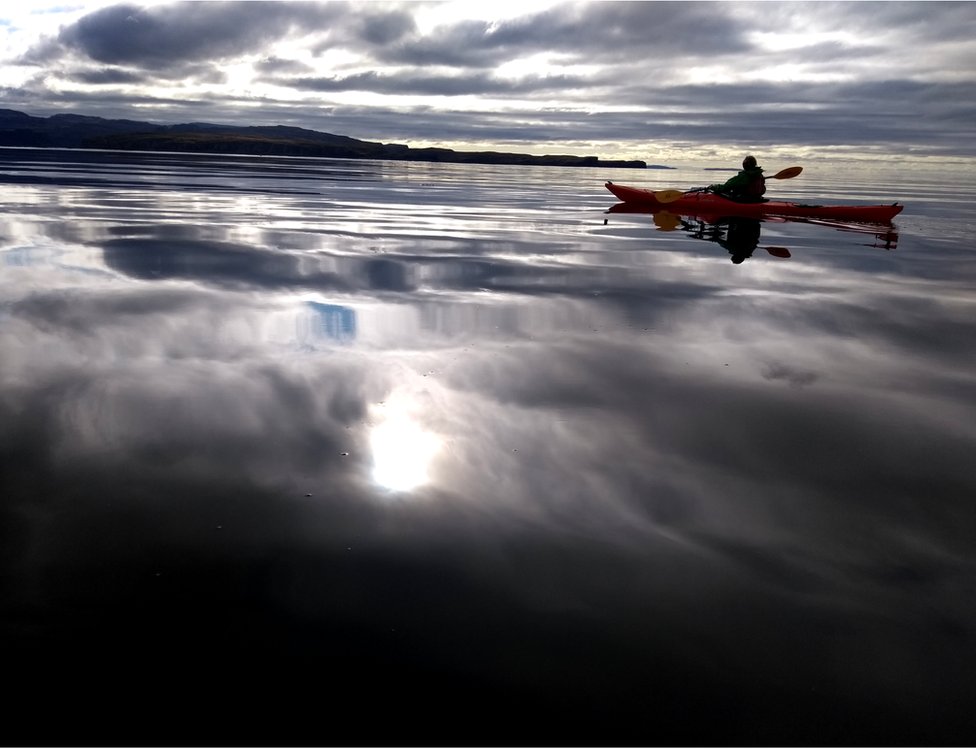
369;400;442;492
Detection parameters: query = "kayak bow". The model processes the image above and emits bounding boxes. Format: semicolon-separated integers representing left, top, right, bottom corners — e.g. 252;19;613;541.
605;182;903;223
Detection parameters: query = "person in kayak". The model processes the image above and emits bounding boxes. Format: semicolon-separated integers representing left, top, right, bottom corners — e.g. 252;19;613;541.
707;155;766;202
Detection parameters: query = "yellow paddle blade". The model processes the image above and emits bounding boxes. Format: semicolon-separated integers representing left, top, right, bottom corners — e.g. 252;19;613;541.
653;211;681;231
771;166;803;180
653;189;685;203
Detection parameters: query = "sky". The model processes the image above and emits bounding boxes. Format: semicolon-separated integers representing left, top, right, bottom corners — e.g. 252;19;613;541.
1;0;975;162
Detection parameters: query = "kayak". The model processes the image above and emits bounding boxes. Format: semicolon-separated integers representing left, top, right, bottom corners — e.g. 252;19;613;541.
605;182;903;222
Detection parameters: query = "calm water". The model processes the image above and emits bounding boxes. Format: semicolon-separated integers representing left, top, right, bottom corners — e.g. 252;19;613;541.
2;147;975;745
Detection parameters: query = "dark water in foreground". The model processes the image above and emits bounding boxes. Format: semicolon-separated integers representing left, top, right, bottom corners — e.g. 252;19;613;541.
2;148;975;745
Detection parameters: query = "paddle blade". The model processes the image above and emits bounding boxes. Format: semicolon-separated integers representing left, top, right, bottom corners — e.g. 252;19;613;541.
653;189;685;204
652;211;681;231
765;246;792;258
771;166;803;180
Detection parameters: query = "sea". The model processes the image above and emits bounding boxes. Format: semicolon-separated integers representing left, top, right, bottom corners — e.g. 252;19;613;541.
2;146;974;745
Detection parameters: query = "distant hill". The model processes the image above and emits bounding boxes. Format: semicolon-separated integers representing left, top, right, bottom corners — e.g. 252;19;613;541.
0;109;653;169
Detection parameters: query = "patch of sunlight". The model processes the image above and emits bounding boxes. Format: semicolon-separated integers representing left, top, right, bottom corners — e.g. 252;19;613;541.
370;405;442;492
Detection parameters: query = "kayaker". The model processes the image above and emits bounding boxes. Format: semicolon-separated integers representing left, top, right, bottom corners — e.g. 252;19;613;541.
707;155;766;202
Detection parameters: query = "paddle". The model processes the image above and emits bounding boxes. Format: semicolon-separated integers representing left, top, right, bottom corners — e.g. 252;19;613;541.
653;166;804;203
652;189;685;203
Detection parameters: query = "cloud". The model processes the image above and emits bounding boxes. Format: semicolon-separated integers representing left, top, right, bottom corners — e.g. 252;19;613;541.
254;55;315;75
65;66;148;85
375;2;752;69
26;1;345;70
281;70;592;97
19;1;420;70
348;5;416;46
62;62;230;85
831;0;976;43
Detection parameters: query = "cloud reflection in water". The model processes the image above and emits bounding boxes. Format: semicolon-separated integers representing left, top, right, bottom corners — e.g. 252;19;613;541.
3;154;976;746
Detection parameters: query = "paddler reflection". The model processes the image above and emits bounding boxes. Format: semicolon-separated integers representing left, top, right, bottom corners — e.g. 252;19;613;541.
654;211;790;263
607;202;899;259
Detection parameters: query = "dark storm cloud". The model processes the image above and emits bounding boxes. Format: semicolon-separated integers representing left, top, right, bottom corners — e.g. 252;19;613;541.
67;67;147;85
24;1;346;69
378;1;751;69
19;1;419;70
350;5;415;45
64;62;227;85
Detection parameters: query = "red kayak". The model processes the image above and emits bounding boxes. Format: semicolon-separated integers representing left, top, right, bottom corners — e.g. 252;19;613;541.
605;182;903;223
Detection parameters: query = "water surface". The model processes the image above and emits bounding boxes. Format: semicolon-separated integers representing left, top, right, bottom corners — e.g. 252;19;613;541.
2;148;974;745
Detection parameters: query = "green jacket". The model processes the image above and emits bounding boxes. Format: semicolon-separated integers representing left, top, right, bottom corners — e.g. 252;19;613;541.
709;166;766;201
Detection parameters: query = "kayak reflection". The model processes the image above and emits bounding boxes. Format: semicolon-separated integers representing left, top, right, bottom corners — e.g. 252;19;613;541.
608;202;899;262
673;215;769;264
